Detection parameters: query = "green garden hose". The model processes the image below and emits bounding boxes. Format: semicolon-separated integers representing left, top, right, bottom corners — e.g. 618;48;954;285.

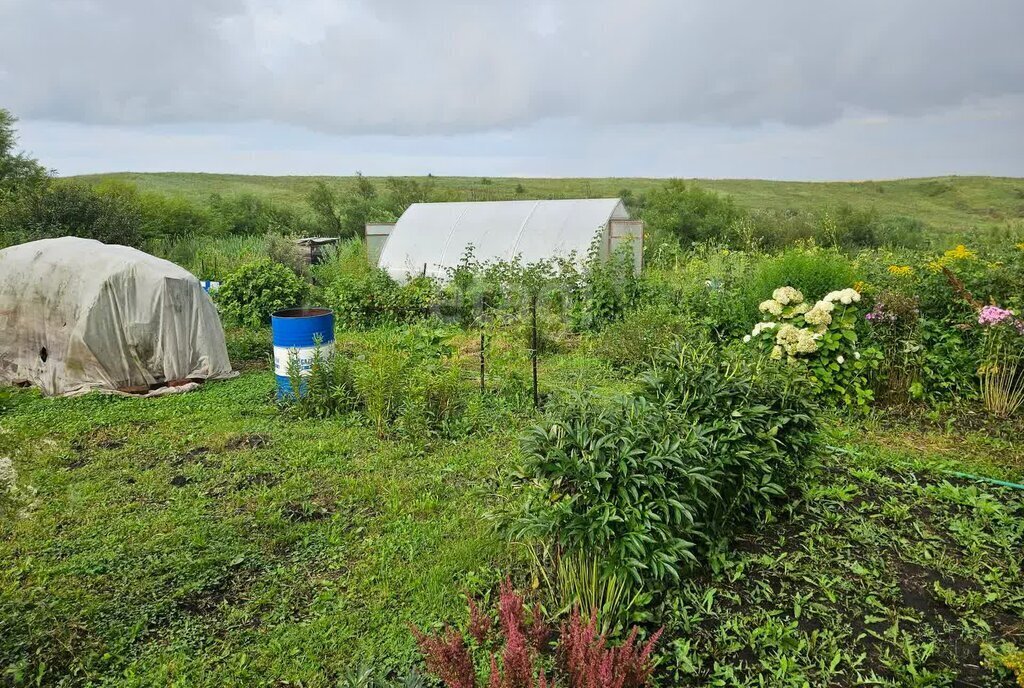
941;470;1024;491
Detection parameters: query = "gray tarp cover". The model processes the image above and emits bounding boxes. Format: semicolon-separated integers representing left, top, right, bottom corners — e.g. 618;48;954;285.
0;237;235;396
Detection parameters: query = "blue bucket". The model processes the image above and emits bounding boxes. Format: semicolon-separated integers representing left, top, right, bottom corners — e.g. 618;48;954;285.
271;307;335;398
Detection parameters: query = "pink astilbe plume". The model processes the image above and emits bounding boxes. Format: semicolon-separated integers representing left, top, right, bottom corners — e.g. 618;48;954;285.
501;620;534;688
559;608;662;688
498;578;527;637
528;601;552;653
410;625;477;688
468;594;493;645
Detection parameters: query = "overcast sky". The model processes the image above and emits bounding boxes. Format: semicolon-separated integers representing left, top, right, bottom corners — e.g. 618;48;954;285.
2;0;1023;180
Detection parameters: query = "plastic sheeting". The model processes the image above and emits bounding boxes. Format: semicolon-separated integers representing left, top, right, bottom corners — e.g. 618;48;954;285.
0;237;235;396
378;198;633;280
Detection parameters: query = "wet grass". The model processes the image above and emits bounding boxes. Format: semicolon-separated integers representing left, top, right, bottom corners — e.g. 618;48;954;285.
1;372;1022;686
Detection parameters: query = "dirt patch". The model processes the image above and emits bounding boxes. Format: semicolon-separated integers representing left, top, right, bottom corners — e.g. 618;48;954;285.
225;434;270;451
235;472;280;491
281;497;335;523
170;475;192;488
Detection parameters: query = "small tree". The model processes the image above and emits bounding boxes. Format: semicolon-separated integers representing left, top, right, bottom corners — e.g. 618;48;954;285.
307;180;345;237
0;108;49;201
639;179;744;247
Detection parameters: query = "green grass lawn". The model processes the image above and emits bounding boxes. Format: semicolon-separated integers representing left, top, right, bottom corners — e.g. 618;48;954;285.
2;371;1022;686
0;372;518;686
72;172;1024;238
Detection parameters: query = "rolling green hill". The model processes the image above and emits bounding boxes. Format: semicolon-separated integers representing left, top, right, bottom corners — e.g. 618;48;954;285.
72;172;1024;236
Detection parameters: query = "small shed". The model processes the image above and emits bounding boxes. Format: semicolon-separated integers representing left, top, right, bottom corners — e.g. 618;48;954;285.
375;198;643;280
294;237;340;266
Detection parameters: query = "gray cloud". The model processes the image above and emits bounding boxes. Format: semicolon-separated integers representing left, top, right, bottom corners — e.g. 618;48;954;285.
2;0;1023;135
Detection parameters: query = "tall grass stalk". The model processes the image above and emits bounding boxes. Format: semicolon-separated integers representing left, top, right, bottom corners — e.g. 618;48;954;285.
525;543;644;636
980;336;1024;417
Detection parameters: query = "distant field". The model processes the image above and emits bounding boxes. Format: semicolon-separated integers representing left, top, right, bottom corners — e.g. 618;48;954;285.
72;172;1024;237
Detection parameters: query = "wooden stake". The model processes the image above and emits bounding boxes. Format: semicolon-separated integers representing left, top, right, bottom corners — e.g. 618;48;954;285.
531;295;539;409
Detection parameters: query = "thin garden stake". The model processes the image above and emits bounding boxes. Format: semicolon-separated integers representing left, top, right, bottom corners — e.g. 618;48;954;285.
477;299;486;394
531;294;539;409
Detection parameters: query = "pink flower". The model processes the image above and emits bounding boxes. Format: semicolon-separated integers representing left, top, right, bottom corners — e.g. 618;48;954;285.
978;305;1015;326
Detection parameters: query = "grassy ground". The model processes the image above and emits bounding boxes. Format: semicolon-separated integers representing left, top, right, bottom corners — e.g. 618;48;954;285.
72;173;1024;238
2;363;1022;686
0;372;518;686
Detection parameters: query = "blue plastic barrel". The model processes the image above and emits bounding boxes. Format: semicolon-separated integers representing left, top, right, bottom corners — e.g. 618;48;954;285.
271;308;335;397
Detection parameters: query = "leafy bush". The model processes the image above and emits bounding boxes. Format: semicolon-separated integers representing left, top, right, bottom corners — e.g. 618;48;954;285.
318;240;436;328
0;180;144;248
745;248;856;317
223;326;271;366
508;342;817;590
915;317;980;404
864;290;922;403
592;304;688;369
207;192;312;236
569;242;642;332
215;260;309;327
280;329;471;440
639;179;744;247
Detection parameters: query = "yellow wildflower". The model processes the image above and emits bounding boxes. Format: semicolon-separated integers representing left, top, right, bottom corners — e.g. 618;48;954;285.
887;265;914;278
1016;242;1024;251
943;244;976;261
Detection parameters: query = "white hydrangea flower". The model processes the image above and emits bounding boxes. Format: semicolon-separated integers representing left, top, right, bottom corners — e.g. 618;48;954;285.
772;286;804;306
743;334;752;343
770;345;784;360
804;304;833;328
837;355;845;364
751;321;777;336
823;288;861;305
759;299;784;316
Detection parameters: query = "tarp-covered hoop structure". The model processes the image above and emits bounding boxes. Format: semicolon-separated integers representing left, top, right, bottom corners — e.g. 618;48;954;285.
0;237;235;396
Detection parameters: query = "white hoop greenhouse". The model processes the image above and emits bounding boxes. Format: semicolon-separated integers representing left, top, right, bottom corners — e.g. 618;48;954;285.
375;198;643;281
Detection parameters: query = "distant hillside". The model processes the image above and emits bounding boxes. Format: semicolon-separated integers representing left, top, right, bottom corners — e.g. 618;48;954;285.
71;172;1024;236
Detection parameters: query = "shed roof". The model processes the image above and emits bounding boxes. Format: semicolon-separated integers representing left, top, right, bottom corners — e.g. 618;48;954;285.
378;198;627;280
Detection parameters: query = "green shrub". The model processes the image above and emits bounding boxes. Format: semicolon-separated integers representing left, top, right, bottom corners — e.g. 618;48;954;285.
1;180;144;248
917;317;981;403
399;363;469;439
508;342;818;590
639;179;745;247
317;241;437;328
223;326;271;366
592;304;688;369
215;260;308;327
746;248;856;317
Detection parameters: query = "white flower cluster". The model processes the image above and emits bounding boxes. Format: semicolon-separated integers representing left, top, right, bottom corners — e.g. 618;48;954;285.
823;288;861;306
775;323;820;356
759;299;783;316
760;285;807;317
803;299;835;329
772;286;804;306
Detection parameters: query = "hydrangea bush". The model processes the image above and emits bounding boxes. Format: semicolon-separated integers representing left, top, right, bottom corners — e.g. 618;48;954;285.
746;286;880;406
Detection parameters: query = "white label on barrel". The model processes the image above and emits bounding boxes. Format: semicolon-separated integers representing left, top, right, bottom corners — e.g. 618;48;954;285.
273;343;334;376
